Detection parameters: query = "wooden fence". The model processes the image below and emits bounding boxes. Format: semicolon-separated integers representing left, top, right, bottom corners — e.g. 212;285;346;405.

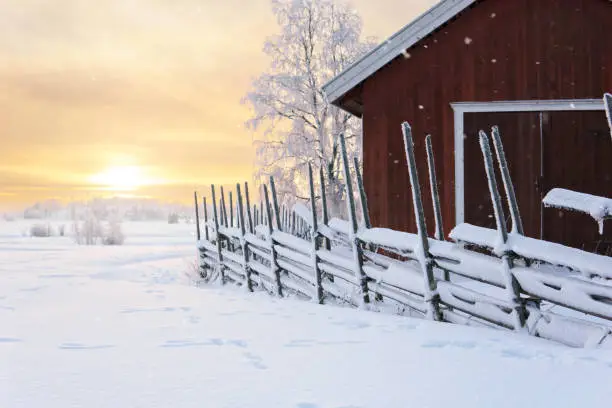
195;120;612;349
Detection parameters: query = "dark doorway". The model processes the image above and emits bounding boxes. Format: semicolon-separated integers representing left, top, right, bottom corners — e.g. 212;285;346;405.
463;109;612;253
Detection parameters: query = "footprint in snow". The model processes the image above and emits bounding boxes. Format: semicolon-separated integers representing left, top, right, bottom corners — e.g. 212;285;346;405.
59;343;114;350
160;339;223;348
159;338;247;348
243;352;267;370
120;306;191;314
332;320;370;330
421;340;477;349
0;337;22;343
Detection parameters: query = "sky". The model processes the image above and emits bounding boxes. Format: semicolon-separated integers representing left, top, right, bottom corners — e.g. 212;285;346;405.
0;0;437;211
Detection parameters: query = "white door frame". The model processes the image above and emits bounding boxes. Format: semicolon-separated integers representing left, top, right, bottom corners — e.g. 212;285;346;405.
451;98;605;225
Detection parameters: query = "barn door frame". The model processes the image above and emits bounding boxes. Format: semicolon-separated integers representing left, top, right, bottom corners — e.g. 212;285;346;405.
451;99;604;225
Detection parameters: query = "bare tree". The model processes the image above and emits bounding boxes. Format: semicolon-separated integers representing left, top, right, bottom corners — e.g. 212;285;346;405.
243;0;375;216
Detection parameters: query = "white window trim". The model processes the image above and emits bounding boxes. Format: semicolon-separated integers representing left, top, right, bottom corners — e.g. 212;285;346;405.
451;98;605;224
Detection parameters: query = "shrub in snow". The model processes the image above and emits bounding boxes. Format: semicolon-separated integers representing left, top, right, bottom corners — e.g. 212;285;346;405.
30;223;53;238
102;220;125;246
168;213;180;224
73;212;103;245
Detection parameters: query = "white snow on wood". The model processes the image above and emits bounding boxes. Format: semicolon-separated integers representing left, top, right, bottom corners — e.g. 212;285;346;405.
328;217;350;236
513;266;612;320
244;233;269;251
428;240;505;287
316;248;354;271
291;203;313;226
272;231;311;255
437;280;516;329
362;263;425;297
450;223;612;280
275;244;311;268
276;258;315;287
543;188;612;234
357;227;419;252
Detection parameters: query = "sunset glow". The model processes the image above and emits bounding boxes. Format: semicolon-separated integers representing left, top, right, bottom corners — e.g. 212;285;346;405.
89;166;151;191
0;0;436;211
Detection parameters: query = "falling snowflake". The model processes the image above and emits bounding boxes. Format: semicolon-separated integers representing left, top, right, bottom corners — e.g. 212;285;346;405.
418;105;424;110
570;103;576;109
491;59;497;63
464;37;473;45
401;49;411;59
490;12;497;18
393;160;400;164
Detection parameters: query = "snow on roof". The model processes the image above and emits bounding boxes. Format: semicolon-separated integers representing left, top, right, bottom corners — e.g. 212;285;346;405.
322;0;477;105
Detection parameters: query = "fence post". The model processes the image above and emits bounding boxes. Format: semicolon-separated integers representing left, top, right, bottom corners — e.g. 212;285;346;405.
229;191;234;228
491;126;524;236
604;93;612;141
319;168;331;251
353;157;371;229
401;122;442;321
203;196;210;241
220;186;229;228
425;135;449;283
237;183;254;292
263;184;283;297
479;131;527;331
253;205;258;228
211;184;226;284
269;176;282;231
194;191;201;241
340;133;370;305
425;135;444;241
308;163;324;304
244;182;254;234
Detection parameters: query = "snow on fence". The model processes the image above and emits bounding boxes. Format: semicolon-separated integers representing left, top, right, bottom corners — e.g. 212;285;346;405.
195;115;612;349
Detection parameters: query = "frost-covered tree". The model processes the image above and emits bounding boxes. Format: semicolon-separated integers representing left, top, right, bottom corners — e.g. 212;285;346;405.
243;0;375;216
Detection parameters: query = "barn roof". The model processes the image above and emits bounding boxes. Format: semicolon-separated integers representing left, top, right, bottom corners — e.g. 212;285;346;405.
322;0;477;115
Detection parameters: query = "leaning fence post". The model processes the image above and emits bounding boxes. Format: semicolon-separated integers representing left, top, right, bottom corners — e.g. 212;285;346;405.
425;135;444;241
604;93;612;141
229;191;234;228
244;182;254;234
425;135;449;282
340;133;370;305
353;157;371;229
479;131;527;331
401;123;441;321
194;191;201;241
211;185;226;284
269;176;282;231
263;184;283;297
319;168;331;251
237;183;253;292
203;196;210;241
220;186;229;228
491;126;524;236
308;163;324;304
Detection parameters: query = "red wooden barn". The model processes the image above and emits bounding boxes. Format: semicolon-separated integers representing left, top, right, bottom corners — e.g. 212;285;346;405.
323;0;612;252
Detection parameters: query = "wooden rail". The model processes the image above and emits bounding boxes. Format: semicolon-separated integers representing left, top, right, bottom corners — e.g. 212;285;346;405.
195;122;612;349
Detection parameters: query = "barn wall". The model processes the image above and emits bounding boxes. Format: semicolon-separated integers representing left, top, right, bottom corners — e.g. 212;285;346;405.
361;0;612;235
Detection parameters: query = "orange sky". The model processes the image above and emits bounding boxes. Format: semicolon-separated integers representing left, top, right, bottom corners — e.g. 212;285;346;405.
0;0;436;211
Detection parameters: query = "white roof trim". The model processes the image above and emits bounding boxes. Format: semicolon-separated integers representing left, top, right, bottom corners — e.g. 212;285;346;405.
322;0;477;105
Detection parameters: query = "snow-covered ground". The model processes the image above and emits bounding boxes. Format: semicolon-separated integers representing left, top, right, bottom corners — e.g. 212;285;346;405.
1;220;611;408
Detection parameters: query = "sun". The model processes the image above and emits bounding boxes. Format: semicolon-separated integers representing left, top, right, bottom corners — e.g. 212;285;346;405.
89;165;146;191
